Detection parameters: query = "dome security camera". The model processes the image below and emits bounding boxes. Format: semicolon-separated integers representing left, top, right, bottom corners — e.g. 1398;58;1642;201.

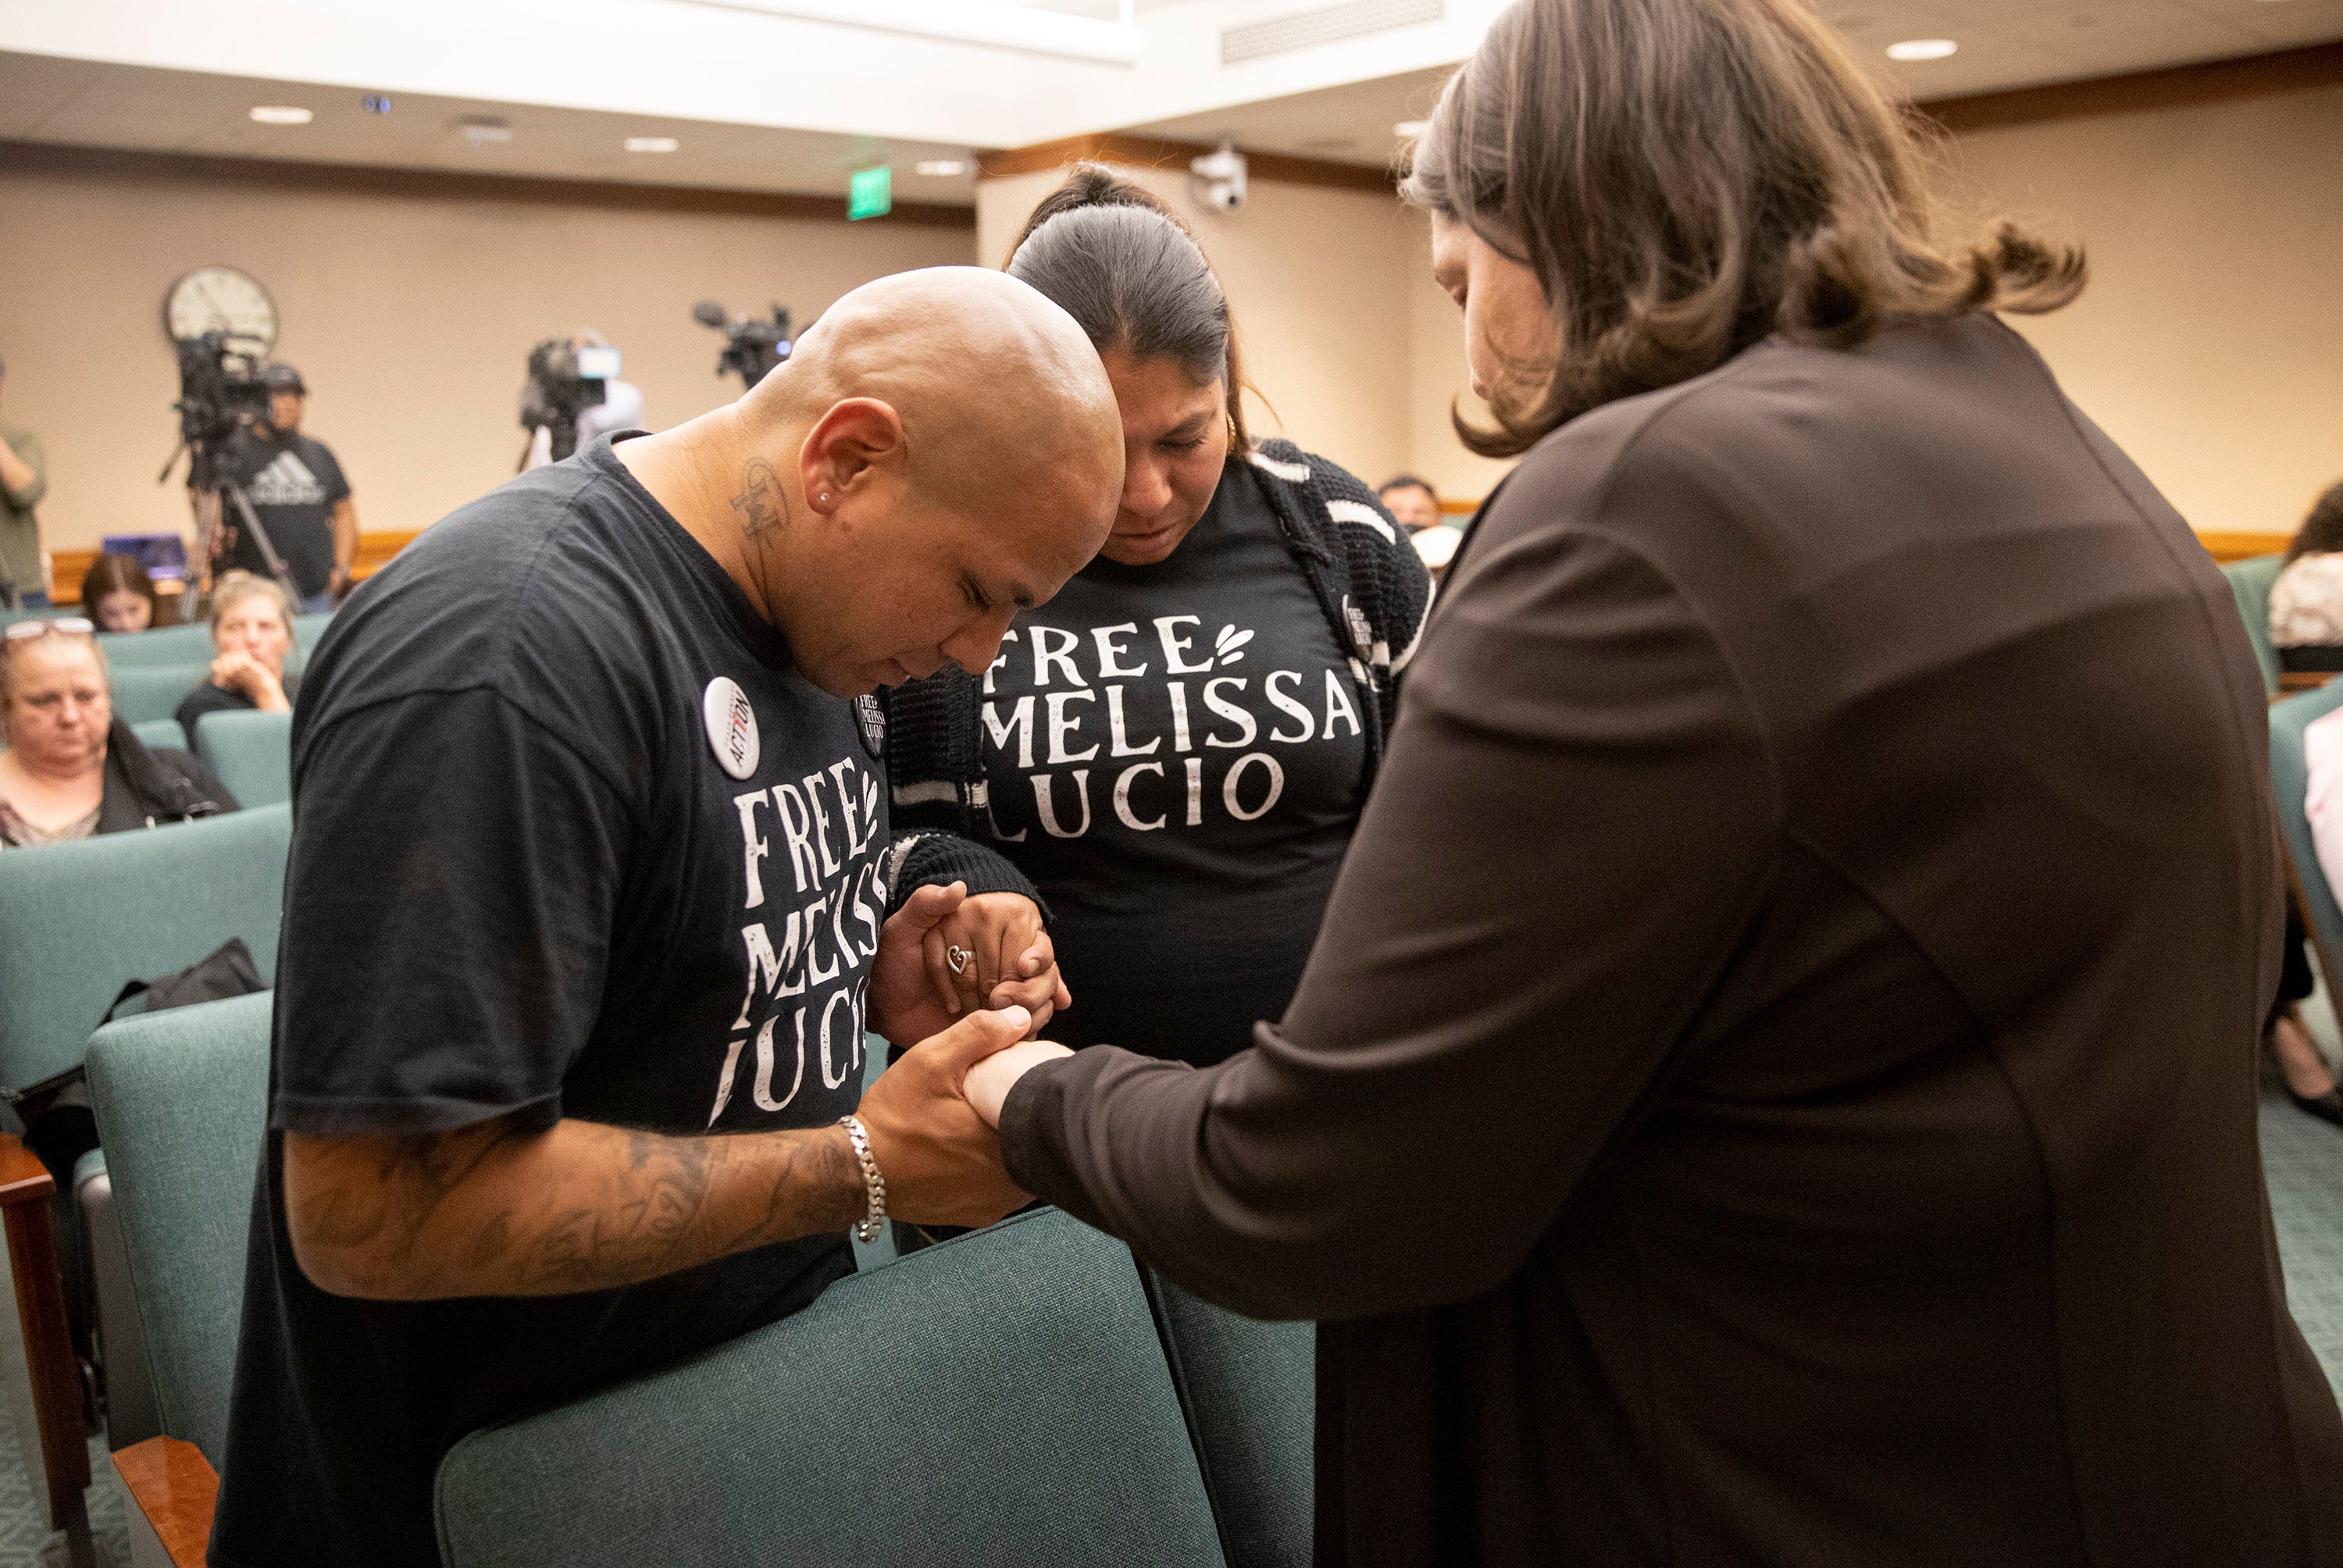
1189;141;1248;215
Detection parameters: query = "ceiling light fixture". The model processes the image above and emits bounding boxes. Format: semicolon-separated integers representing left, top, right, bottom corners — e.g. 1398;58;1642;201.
915;159;968;176
1886;38;1958;61
1394;119;1430;137
626;136;681;153
249;105;314;125
455;116;515;148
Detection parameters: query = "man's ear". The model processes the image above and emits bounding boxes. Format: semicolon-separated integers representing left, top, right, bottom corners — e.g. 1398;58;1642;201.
801;398;908;519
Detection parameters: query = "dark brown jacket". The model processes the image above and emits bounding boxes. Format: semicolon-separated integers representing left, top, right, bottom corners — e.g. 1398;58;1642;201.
1000;315;2343;1566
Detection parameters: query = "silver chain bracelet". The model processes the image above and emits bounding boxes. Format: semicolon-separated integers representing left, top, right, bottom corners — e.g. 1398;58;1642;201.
837;1115;887;1244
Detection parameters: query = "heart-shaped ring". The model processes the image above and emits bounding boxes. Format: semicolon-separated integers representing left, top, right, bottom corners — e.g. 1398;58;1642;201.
946;945;972;975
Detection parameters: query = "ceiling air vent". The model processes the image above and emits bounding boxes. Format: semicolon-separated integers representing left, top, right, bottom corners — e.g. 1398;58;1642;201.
1220;0;1443;66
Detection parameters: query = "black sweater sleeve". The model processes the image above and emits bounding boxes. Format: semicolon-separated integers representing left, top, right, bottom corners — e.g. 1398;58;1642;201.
877;668;1046;917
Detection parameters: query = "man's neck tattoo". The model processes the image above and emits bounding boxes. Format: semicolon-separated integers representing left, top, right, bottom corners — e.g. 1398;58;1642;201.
729;458;789;539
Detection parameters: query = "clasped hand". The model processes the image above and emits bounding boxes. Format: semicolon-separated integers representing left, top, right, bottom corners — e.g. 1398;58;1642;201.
854;882;1073;1228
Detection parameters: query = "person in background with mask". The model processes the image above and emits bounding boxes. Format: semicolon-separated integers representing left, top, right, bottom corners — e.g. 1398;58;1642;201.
1375;473;1443;533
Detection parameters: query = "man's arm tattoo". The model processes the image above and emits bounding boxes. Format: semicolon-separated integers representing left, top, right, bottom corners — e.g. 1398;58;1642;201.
305;1119;867;1297
729;458;789;539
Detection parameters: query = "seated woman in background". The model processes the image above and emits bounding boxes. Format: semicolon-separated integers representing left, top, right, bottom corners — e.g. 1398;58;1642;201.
177;569;297;747
0;618;236;848
79;552;160;633
2266;479;2343;671
2284;701;2343;1126
885;164;1430;1068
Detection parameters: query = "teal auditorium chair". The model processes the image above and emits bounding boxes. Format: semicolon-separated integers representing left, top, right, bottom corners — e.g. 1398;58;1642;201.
2224;553;2285;697
1144;1274;1314;1568
98;625;216;668
130;719;187;754
0;806;291;1508
0;804;291;1100
291;610;333;661
85;992;274;1468
195;710;293;810
77;1014;1316;1568
436;1206;1235;1568
2261;682;2343;1395
106;664;208;729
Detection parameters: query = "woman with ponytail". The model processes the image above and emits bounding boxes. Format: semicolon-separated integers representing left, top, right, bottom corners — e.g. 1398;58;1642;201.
883;165;1429;1070
942;1;2343;1559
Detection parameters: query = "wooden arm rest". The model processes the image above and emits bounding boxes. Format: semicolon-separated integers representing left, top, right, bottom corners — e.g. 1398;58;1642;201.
0;1131;92;1558
0;1132;53;1203
113;1438;217;1568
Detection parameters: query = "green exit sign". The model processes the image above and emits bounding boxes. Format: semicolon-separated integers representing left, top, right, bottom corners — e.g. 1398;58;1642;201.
848;164;893;220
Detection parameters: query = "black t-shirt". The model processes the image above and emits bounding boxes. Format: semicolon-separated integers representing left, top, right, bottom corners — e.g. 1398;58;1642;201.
211;436;891;1568
978;458;1367;1067
219;427;351;597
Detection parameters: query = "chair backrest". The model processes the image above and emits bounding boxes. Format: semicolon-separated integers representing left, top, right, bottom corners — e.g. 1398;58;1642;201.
0;804;290;1092
107;664;209;729
436;1206;1229;1568
130;718;188;754
291;611;332;661
2269;679;2343;969
2224;553;2285;696
98;624;216;668
83;991;273;1466
1143;1273;1314;1568
195;709;293;809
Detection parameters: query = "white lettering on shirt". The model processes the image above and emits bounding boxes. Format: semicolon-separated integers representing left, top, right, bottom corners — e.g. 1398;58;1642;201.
1323;668;1363;739
984;697;1036;770
1202;677;1256;749
733;789;772;909
773;783;819;893
1154;615;1216;675
1033;770;1093;838
1093;622;1148;679
1046;690;1100;764
1264;671;1314;744
1031;625;1086;688
1114;761;1167;831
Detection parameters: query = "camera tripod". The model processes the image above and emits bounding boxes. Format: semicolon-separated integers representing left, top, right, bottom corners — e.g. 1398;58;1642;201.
159;428;302;615
192;478;300;607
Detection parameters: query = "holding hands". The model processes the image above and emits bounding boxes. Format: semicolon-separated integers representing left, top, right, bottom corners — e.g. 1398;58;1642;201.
858;882;1076;1227
868;881;1069;1047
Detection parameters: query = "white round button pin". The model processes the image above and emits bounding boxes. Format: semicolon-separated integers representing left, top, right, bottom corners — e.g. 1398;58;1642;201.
703;676;760;781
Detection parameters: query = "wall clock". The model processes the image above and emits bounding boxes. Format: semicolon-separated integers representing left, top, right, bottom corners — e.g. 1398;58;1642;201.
162;265;279;355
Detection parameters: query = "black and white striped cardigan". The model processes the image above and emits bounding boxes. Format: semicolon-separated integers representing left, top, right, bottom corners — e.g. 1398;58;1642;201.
878;437;1434;911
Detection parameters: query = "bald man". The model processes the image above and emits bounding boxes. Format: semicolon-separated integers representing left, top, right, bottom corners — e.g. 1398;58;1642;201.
211;269;1125;1568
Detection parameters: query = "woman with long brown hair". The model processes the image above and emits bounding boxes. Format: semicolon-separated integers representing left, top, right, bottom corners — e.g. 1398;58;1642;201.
883;164;1429;1069
951;0;2343;1559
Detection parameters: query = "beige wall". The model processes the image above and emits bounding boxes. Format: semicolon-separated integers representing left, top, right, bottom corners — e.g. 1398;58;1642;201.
983;75;2343;526
1948;81;2343;540
0;160;974;571
978;165;1422;497
7;66;2335;572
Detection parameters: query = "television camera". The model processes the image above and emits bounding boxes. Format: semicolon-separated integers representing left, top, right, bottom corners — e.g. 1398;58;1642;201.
693;301;793;391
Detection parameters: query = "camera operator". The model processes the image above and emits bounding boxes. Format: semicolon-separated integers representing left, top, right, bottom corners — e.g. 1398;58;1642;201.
206;362;356;613
521;330;644;471
0;355;51;608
